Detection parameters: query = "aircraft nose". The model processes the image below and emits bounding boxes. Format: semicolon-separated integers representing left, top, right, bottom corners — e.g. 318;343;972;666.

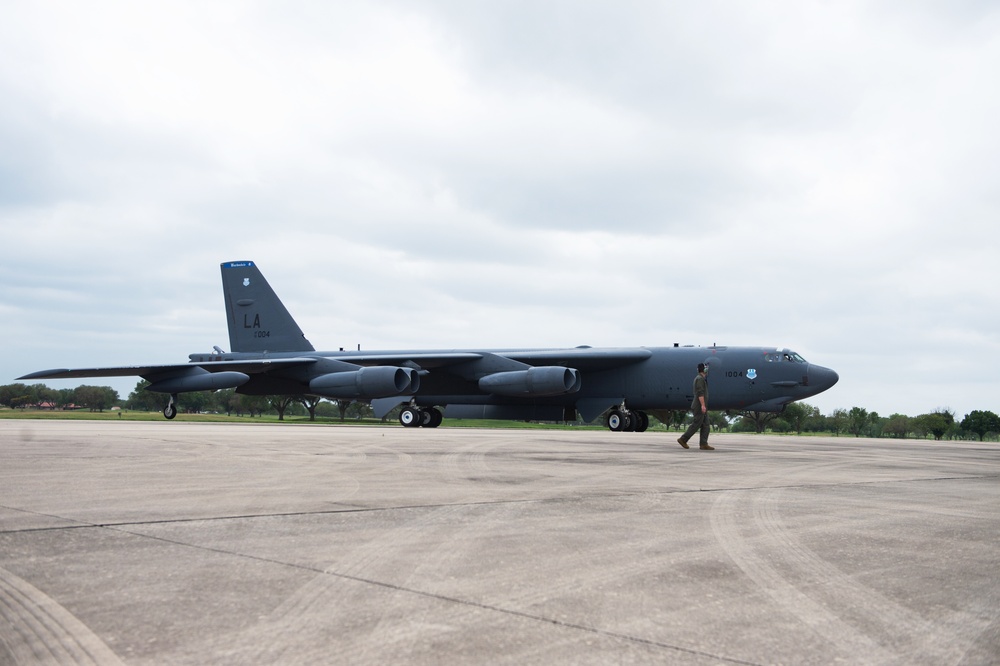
808;364;839;392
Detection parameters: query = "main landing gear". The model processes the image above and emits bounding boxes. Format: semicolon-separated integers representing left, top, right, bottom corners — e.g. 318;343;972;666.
163;394;178;420
399;405;443;428
606;406;649;432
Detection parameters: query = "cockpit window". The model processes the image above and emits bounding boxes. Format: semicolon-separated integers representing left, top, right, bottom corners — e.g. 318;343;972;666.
765;350;808;363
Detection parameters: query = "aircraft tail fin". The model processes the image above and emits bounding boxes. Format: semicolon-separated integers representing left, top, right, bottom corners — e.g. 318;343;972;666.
221;261;315;353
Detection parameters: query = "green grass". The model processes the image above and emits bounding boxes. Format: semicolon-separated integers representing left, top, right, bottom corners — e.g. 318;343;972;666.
0;408;612;429
1;409;280;423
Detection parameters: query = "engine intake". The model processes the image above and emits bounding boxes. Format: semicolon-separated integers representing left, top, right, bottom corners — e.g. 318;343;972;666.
309;366;420;399
478;366;581;397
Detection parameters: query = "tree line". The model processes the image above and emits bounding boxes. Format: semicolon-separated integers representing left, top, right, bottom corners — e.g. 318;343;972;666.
2;381;999;441
0;382;120;412
727;403;999;442
0;381;381;422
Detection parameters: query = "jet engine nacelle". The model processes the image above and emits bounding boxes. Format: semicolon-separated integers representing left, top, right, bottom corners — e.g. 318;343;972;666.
478;366;581;397
309;366;420;399
147;371;250;394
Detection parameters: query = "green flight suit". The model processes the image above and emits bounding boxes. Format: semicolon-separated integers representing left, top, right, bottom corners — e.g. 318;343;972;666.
680;372;710;446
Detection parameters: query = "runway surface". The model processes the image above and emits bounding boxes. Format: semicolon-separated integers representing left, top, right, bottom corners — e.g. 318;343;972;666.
1;420;998;665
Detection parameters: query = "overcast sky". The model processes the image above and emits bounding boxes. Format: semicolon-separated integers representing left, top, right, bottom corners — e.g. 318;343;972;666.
3;1;999;419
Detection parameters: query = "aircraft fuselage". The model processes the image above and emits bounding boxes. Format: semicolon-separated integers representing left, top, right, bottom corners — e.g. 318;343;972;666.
187;343;838;425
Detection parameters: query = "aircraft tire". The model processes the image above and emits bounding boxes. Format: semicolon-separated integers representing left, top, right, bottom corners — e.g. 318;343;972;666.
419;408;444;427
608;409;627;432
163;404;177;420
399;407;421;428
634;411;649;432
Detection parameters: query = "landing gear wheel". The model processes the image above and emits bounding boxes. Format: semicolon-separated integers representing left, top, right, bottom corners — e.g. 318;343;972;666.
634;411;649;432
424;407;443;428
608;409;628;432
399;407;421;428
163;395;178;420
415;408;443;428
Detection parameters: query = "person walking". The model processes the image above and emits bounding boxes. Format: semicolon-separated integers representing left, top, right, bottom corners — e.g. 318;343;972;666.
678;363;714;450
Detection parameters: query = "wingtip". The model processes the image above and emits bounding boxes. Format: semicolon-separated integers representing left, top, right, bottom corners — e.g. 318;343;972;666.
17;369;70;380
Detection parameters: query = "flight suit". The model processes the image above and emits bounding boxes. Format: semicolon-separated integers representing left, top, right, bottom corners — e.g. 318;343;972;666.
679;373;710;447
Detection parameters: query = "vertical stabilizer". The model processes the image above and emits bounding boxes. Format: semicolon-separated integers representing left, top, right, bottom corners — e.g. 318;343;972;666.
221;261;315;353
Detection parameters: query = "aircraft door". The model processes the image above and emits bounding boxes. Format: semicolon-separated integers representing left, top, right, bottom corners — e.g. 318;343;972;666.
704;354;729;406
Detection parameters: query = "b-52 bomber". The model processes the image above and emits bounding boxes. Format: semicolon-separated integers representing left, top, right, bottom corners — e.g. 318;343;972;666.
20;261;839;431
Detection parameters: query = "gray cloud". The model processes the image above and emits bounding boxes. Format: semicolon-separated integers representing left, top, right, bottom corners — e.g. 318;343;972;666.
3;1;999;418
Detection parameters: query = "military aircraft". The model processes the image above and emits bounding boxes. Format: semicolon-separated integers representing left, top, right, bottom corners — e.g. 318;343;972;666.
20;261;838;431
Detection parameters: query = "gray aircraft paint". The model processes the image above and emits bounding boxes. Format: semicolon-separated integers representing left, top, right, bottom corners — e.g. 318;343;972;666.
20;261;839;430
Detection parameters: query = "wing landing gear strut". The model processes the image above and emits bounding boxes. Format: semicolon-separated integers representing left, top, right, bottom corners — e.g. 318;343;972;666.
163;394;178;420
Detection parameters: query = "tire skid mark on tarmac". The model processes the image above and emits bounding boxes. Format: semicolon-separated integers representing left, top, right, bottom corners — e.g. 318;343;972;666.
712;483;982;664
264;492;744;663
710;489;894;662
756;485;993;663
234;502;474;663
233;505;756;665
0;566;124;665
140;477;927;664
351;501;529;662
22;464;894;663
207;470;753;663
441;439;496;483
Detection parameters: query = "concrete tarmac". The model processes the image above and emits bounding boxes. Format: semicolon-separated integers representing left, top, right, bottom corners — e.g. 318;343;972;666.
1;420;998;665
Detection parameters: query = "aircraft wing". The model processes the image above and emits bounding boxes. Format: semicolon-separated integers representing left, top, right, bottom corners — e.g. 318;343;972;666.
18;348;652;385
18;358;318;381
338;349;651;372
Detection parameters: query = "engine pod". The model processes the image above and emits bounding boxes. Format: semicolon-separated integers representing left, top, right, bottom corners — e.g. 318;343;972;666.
478;366;581;397
309;366;420;398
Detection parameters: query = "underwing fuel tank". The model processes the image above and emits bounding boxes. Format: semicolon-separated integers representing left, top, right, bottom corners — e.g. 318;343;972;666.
309;366;420;398
478;366;581;397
